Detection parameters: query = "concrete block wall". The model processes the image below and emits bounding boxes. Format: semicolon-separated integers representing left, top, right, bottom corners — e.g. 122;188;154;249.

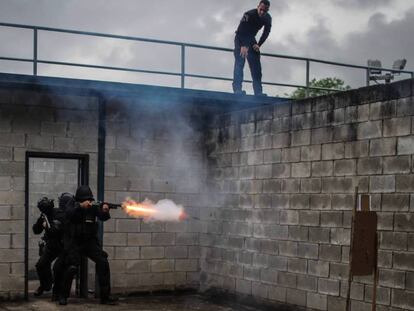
0;84;208;298
28;158;78;282
0;88;99;299
1;74;413;310
203;80;414;311
103;98;205;293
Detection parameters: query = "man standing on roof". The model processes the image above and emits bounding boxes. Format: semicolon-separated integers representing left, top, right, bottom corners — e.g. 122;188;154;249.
233;0;272;96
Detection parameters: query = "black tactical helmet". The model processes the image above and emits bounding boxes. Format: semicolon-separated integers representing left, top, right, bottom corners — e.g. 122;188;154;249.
37;197;54;215
58;192;74;210
75;185;94;202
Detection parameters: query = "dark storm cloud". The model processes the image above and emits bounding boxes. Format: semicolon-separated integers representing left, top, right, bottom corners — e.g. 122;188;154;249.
270;8;414;88
343;9;414;68
0;0;412;95
0;0;289;42
333;0;393;9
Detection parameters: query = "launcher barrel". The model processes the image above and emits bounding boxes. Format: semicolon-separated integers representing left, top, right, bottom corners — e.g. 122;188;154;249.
93;201;121;210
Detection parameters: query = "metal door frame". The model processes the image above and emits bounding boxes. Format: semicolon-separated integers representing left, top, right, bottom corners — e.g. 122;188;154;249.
24;151;89;300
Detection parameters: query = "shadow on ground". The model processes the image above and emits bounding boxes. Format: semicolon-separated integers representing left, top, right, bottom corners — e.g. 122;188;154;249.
0;294;266;311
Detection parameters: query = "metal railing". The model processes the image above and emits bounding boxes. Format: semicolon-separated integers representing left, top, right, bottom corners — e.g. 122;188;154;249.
0;22;413;96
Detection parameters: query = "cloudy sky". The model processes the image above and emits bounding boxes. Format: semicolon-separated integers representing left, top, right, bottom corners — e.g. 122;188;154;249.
0;0;413;95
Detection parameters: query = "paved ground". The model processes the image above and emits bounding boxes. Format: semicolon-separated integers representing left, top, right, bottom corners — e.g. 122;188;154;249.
0;294;265;311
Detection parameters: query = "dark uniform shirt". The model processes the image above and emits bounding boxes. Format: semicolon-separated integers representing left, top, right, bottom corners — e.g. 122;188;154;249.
65;201;110;242
33;209;65;249
236;8;272;47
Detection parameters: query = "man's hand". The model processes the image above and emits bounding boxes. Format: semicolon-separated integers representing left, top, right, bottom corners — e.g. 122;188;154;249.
102;203;109;213
240;46;249;58
80;200;93;209
252;44;260;52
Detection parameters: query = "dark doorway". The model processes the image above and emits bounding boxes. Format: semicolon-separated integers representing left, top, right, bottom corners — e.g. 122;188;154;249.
24;152;89;300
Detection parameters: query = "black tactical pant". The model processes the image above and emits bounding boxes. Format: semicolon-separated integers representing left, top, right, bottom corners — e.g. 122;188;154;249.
35;243;62;291
52;254;65;297
232;36;263;95
61;240;110;299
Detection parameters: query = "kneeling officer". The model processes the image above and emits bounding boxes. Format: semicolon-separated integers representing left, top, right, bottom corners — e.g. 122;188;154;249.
60;185;118;305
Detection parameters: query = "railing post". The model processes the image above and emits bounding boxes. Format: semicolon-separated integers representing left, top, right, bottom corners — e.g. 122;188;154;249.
366;68;370;86
33;28;38;76
181;44;185;88
305;60;310;98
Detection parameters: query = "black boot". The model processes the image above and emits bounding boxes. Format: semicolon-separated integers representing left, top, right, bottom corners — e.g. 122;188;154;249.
100;295;118;305
34;286;44;297
51;288;59;301
234;90;246;95
58;297;67;305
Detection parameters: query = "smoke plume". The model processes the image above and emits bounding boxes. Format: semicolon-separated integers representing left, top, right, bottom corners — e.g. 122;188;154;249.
122;198;185;222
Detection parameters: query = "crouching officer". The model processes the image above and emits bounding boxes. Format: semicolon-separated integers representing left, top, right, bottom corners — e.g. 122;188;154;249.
59;185;118;305
32;196;65;297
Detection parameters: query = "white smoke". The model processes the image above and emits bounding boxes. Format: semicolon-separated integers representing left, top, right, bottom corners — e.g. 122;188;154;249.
123;198;185;222
145;199;184;222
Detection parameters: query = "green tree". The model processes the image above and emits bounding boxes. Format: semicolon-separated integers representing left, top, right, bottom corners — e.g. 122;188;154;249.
287;77;351;99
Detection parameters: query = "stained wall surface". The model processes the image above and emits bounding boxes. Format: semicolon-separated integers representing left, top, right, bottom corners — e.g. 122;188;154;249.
0;76;215;299
0;74;413;311
203;79;414;310
0;86;99;299
102;97;207;293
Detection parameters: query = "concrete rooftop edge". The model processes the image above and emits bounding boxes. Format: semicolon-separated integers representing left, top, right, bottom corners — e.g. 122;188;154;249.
0;73;289;110
0;73;412;112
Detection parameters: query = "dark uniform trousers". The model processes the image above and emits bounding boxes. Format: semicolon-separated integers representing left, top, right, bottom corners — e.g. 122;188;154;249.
33;211;65;294
35;242;61;291
52;254;65;297
232;36;263;95
61;238;110;298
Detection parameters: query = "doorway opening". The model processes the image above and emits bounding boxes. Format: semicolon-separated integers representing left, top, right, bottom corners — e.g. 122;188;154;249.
24;152;89;300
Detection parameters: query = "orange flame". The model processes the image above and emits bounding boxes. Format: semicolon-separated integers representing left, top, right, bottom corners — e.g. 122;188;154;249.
121;198;187;222
122;199;157;218
178;211;188;221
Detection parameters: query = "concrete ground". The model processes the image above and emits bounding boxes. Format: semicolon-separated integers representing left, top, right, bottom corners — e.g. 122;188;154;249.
0;294;266;311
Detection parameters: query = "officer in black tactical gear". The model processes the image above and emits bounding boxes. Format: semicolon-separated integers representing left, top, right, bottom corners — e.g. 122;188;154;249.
59;185;117;305
50;192;74;301
233;0;272;96
32;196;65;297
